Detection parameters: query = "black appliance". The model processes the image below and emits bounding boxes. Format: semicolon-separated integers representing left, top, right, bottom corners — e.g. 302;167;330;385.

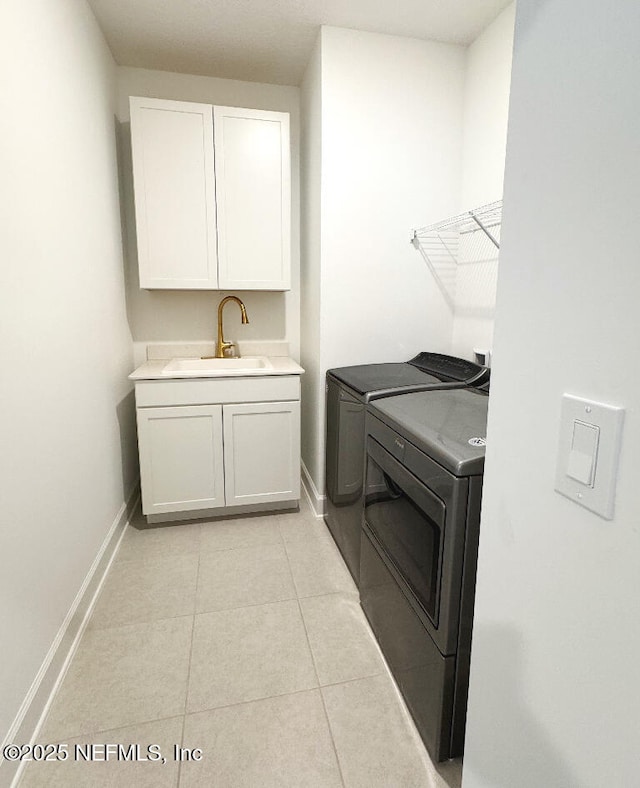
324;354;488;584
360;387;489;762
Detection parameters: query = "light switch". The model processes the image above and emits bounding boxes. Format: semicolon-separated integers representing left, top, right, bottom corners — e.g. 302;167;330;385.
555;394;625;520
566;420;599;486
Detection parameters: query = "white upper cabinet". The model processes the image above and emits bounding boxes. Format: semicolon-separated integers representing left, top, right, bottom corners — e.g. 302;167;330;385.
130;97;218;289
129;97;291;291
214;107;291;290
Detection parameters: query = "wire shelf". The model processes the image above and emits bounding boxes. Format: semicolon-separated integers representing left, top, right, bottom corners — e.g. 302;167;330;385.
411;200;502;308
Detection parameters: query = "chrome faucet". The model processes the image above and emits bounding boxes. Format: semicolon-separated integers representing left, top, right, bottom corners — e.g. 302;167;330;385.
215;296;249;358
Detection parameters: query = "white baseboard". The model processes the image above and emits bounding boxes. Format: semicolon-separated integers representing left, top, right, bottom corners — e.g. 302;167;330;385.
1;486;139;788
301;460;326;518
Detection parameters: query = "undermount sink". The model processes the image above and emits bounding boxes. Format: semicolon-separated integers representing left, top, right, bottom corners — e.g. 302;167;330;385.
162;357;273;376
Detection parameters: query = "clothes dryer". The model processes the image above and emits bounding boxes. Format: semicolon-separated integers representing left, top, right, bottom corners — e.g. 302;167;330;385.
361;386;489;761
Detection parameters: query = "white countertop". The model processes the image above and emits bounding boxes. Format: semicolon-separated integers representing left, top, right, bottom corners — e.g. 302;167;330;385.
129;356;304;381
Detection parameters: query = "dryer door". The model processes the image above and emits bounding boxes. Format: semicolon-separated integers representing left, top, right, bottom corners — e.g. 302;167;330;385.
364;437;445;626
363;424;470;657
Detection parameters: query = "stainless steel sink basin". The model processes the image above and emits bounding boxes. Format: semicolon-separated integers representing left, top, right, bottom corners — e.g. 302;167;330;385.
162;357;272;376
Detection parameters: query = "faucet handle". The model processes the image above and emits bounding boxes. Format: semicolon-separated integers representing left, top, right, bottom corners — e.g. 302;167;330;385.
222;342;238;358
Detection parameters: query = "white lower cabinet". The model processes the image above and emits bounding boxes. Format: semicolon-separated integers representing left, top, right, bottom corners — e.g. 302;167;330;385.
137;404;225;515
134;376;301;518
223;401;300;506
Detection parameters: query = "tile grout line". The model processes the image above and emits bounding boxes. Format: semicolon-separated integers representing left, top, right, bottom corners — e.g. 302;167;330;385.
196;529;298;615
176;536;204;788
95;533;334;631
283;537;348;788
298;599;349;788
103;548;201;566
317;687;348;788
39;674;389;759
196;592;299;616
185;684;322;719
88;610;197;632
33;713;187;746
294;588;359;602
89;545;200;628
178;672;394;720
281;531;304;599
90;586;355;638
39;675;391;750
198;538;283;555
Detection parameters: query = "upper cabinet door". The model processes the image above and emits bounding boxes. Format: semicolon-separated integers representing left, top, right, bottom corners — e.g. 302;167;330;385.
130;97;218;289
214;107;291;291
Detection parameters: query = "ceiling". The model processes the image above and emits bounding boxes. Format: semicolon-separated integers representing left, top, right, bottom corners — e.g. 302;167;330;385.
88;0;513;86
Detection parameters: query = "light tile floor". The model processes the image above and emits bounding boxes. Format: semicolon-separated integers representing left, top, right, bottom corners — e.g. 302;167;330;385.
19;498;462;788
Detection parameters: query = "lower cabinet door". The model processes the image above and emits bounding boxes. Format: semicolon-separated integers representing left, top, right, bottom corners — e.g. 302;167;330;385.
137;404;225;515
223;401;300;506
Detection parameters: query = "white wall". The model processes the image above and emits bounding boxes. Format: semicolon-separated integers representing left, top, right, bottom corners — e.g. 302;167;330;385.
320;27;463;370
463;2;640;786
301;26;467;496
0;0;135;752
299;37;323;495
116;68;301;365
452;3;515;360
460;3;515;210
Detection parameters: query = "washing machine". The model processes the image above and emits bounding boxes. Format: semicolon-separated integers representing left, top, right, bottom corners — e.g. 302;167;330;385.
324;353;488;583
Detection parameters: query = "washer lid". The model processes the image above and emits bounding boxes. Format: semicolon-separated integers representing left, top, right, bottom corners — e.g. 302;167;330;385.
328;363;443;395
328;353;488;396
369;388;489;476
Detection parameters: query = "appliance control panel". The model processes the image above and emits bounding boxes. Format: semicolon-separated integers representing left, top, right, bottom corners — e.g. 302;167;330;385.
555;394;625;519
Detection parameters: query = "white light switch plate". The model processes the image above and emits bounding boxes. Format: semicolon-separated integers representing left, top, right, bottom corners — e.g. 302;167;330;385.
555;394;625;520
